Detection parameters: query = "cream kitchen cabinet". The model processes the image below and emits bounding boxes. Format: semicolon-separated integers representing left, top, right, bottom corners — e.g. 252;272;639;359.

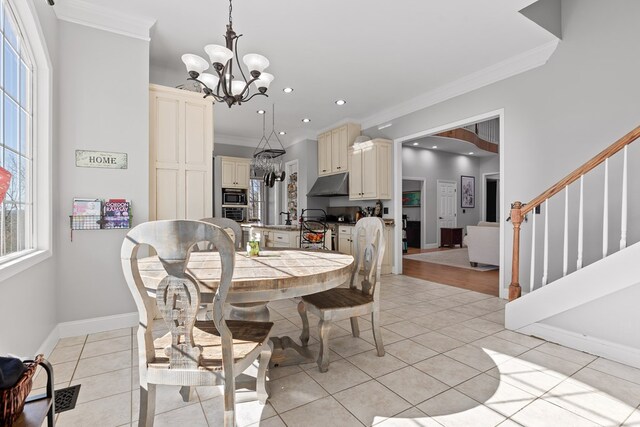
338;224;393;274
349;138;392;200
149;84;213;221
317;123;361;176
220;156;251;189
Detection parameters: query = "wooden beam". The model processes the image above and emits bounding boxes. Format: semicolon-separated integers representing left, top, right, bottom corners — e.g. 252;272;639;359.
435;128;499;154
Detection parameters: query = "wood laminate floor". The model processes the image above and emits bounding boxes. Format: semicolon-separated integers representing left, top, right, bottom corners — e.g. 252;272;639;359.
402;247;500;296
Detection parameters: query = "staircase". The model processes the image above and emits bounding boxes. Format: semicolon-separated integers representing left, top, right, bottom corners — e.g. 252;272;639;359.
505;125;640;368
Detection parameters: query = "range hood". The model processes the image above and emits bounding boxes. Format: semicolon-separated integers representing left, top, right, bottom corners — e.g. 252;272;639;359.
307;173;349;197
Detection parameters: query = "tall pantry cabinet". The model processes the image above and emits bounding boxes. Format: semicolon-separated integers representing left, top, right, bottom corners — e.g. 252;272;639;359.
149;84;214;220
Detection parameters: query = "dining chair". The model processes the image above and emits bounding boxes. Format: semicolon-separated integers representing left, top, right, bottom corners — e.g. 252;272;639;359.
121;220;273;427
199;217;243;250
297;217;386;372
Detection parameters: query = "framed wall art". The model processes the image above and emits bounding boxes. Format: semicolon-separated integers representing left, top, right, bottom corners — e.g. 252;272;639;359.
461;175;475;208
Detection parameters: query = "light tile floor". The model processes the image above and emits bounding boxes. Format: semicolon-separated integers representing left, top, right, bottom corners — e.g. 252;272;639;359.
31;275;640;426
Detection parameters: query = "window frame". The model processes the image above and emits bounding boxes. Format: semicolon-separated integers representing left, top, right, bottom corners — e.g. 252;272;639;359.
0;0;52;283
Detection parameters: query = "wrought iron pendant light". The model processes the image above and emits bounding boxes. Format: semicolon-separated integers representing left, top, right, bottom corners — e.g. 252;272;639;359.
181;0;273;107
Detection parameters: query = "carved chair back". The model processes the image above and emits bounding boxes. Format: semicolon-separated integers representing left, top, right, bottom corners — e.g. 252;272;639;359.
199;217;243;250
121;220;236;370
350;217;386;299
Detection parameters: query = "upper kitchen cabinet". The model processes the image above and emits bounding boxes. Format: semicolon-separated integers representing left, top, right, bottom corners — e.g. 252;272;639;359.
149;84;214;221
349;138;392;200
317;123;361;176
220;156;251;189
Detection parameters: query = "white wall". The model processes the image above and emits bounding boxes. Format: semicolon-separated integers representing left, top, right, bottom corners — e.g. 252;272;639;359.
402;147;485;244
363;0;640;348
55;22;149;322
0;0;58;356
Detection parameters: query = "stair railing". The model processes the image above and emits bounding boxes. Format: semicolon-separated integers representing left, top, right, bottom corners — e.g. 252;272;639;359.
509;125;640;301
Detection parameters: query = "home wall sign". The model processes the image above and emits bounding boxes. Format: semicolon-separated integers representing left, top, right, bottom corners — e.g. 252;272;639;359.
75;150;128;169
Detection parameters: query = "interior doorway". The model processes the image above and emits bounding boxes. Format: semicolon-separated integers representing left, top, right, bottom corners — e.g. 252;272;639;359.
483;172;500;222
436;180;457;246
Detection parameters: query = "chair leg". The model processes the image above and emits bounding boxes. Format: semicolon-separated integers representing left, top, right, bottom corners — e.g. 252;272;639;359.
138;383;156;427
298;300;310;347
179;386;193;402
317;319;332;373
256;340;273;404
371;310;385;357
350;317;360;337
223;366;236;427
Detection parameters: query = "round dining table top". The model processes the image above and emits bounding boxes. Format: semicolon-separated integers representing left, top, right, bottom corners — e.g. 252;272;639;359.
137;249;355;304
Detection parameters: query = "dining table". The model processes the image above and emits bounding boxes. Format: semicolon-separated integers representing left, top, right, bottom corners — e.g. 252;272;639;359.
137;248;355;366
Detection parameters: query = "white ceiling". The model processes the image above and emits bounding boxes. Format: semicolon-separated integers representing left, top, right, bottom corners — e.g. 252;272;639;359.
87;0;555;145
403;136;497;158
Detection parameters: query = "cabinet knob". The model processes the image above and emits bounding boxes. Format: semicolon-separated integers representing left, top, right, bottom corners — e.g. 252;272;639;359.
337;166;341;169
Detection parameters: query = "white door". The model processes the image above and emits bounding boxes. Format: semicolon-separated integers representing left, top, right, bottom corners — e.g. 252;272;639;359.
437;181;457;244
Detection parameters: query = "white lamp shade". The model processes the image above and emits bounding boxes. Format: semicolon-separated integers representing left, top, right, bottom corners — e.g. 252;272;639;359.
253;72;274;90
198;73;219;89
204;44;233;65
243;53;269;73
181;54;209;75
231;80;246;96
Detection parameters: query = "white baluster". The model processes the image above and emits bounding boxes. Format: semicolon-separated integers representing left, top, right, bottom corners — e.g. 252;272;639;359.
563;186;569;276
530;207;537;291
620;145;628;250
577;175;584;270
542;199;549;286
603;158;609;258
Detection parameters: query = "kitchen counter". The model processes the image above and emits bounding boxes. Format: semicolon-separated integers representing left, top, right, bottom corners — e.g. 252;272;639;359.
240;219;395;230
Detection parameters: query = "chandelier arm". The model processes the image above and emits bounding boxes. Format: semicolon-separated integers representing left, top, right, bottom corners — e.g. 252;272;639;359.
234;35;250;85
239;76;260;100
243;92;268;103
219;60;232;98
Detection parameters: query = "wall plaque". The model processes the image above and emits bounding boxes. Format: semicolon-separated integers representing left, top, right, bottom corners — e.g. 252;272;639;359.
75;150;128;169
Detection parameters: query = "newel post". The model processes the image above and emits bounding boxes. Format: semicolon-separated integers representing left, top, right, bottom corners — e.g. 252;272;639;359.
509;201;524;301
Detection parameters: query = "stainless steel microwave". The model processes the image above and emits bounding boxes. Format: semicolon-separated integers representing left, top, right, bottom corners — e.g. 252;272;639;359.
222;189;247;205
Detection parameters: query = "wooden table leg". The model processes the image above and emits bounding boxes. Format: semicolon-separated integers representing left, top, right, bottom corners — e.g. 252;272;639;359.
228;301;315;367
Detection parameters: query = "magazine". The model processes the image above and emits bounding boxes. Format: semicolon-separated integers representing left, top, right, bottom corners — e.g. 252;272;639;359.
72;198;102;229
103;199;130;229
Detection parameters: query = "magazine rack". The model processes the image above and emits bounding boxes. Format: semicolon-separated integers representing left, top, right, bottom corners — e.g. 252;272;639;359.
68;214;133;241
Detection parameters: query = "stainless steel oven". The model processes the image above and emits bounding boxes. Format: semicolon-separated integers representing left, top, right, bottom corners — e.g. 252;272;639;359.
222;189;247;205
222;207;246;222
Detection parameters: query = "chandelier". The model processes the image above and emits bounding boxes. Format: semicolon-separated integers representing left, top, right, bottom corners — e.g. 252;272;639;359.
181;0;273;108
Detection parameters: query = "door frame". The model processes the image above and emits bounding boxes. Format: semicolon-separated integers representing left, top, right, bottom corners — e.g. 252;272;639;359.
402;176;427;249
482;171;500;222
436;179;458;247
392;108;506;299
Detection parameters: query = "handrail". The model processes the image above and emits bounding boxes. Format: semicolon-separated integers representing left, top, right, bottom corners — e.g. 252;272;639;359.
508;124;640;300
521;125;640;215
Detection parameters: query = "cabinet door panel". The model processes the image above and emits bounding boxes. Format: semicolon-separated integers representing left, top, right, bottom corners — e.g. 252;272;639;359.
155;97;180;164
361;145;377;199
185;170;207;220
318;134;330;175
184;102;208;166
349;149;362;199
332;125;348;172
221;160;237;188
156;168;180;220
235;162;250;189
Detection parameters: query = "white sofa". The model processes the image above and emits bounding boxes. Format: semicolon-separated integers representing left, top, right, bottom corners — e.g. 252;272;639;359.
464;221;499;267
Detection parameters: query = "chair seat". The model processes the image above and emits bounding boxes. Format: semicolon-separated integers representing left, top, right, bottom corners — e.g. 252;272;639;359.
150;320;273;370
302;288;373;310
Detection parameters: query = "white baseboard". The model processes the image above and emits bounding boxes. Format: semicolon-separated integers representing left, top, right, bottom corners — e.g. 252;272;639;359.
423;243;439;249
517;322;640;369
36;326;60;357
58;312;138;338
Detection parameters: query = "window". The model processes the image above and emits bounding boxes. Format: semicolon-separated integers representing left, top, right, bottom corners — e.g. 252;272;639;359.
248;178;265;222
0;0;33;262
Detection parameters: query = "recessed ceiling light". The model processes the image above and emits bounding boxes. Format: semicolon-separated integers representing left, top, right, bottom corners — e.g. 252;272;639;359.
468;152;474;155
335;99;346;106
432;145;438;149
412;142;419;146
283;87;294;93
302;118;311;123
279;131;287;135
257;109;265;114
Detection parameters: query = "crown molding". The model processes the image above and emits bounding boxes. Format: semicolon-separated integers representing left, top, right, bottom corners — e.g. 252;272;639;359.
360;38;560;130
54;0;156;41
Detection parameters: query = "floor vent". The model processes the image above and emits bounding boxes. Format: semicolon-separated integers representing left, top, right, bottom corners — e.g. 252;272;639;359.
54;384;81;413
